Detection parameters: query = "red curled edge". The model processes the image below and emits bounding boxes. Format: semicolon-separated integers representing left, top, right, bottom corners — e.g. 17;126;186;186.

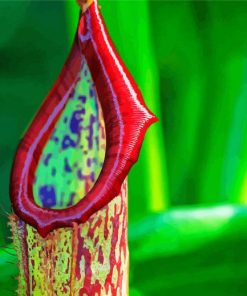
10;1;158;237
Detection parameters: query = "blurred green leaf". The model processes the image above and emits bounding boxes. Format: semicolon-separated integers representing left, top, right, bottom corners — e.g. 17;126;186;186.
129;205;247;295
0;244;18;295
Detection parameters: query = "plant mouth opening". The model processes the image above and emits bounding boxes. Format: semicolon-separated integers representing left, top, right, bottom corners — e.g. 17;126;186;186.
10;2;157;237
33;60;106;210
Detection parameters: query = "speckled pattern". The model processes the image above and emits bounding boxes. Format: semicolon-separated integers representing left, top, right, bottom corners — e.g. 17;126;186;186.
10;55;129;294
33;60;106;209
9;180;128;296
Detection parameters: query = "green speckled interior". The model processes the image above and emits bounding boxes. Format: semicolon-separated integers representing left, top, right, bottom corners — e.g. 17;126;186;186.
33;61;106;209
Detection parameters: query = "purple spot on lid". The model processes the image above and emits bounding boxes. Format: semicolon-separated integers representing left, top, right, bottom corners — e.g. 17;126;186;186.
39;185;56;208
78;95;86;104
43;153;52;166
67;192;76;207
90;172;95;182
87;158;91;167
86;115;96;149
77;170;95;182
61;135;77;149
77;169;84;180
90;87;95;97
70;109;85;134
95;136;99;150
51;168;56;176
87;158;97;167
64;158;72;173
51;136;59;144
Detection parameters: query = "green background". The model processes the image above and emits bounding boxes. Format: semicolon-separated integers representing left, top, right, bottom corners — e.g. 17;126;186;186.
1;0;247;295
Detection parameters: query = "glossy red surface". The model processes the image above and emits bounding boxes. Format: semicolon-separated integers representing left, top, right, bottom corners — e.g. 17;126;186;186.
10;1;157;237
